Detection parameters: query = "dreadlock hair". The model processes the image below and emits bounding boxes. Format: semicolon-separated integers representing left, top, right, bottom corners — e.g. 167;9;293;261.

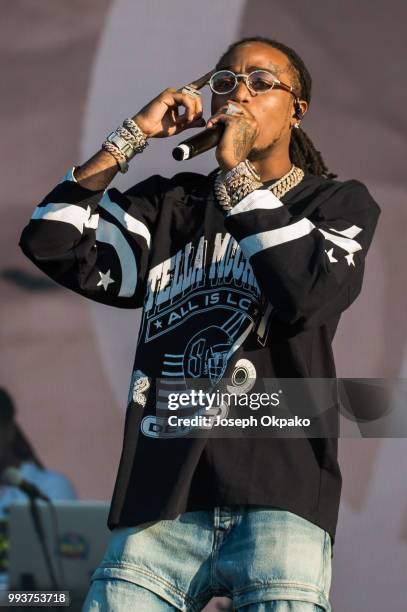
215;36;337;179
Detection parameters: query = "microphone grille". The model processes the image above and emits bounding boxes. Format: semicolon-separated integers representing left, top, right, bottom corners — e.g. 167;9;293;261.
172;144;190;161
0;466;22;487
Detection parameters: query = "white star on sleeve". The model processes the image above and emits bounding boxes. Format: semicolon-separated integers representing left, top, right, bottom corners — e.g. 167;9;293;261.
325;248;338;263
345;253;356;267
97;269;115;290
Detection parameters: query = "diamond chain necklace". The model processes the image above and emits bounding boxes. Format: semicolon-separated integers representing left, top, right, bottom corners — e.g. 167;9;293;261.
214;164;305;212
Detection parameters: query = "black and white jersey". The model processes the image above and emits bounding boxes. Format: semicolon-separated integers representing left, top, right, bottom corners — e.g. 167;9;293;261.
19;165;381;547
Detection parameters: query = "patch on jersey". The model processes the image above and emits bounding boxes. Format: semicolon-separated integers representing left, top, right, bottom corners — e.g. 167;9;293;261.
227;358;257;395
128;369;150;407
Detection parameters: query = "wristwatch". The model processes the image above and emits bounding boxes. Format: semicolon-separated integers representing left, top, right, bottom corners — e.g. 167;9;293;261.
105;130;137;172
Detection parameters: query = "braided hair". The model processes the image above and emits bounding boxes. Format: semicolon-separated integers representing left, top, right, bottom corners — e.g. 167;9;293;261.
215;36;337;179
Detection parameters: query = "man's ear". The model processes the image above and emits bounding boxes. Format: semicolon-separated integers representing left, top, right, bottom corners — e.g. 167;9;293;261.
293;99;308;120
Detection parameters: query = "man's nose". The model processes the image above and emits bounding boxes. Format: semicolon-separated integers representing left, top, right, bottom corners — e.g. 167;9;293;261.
229;78;252;102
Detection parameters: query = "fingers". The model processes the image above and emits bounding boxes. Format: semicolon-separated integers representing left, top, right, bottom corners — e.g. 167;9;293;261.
206;113;236;129
190;116;207;128
164;89;202;124
187;68;216;91
206;102;245;128
162;68;216;128
177;92;202;124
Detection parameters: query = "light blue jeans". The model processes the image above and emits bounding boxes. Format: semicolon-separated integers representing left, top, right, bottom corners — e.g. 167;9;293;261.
82;506;332;611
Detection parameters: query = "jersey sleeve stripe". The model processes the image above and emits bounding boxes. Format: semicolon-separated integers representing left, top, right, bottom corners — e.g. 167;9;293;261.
95;218;138;297
317;228;363;254
31;202;92;235
327;224;363;239
226;189;283;216
99;191;151;248
239;217;316;258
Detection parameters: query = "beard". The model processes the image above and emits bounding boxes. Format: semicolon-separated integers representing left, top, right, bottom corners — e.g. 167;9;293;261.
247;138;278;162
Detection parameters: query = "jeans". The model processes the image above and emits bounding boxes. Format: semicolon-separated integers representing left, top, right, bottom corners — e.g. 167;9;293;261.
82;506;332;611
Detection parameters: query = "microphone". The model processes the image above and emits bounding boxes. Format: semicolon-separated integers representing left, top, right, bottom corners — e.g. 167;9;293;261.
172;124;224;161
1;466;50;502
2;466;60;589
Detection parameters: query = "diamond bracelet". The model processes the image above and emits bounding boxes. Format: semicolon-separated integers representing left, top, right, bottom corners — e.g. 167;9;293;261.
221;160;263;208
102;118;149;173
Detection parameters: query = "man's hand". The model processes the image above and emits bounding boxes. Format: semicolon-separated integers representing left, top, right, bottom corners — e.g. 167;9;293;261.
133;69;215;139
206;101;259;171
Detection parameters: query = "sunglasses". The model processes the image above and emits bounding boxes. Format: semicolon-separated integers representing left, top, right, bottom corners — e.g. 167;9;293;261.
208;69;298;100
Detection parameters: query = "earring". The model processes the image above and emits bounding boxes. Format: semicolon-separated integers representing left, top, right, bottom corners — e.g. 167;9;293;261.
294;122;300;129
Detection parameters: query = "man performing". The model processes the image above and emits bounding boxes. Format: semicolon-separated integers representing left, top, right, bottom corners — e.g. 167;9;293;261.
19;36;381;611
